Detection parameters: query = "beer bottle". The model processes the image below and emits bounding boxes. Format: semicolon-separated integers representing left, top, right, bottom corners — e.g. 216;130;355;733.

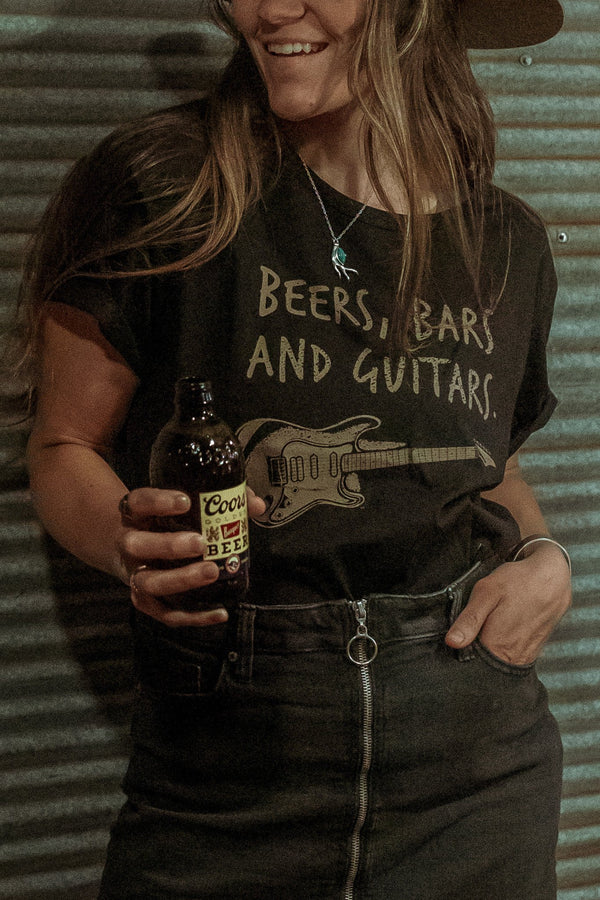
149;377;249;610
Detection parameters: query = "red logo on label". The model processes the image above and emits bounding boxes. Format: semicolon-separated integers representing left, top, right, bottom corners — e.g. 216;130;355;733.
221;521;241;540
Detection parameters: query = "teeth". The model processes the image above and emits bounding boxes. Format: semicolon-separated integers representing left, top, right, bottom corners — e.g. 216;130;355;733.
268;42;317;56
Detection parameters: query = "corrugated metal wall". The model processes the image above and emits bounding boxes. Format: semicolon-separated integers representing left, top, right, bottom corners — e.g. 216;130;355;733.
0;1;598;897
479;4;600;896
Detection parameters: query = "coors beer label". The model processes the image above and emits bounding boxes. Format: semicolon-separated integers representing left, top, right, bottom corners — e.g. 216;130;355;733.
199;481;249;578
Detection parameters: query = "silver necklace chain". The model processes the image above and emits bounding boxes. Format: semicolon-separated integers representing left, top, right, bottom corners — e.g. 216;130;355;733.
301;159;369;280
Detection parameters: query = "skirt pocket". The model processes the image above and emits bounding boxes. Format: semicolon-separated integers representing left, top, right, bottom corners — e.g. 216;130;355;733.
134;619;229;699
473;637;537;677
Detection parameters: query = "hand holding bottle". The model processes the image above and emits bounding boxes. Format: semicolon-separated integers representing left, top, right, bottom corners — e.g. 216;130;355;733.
117;376;265;627
118;486;266;628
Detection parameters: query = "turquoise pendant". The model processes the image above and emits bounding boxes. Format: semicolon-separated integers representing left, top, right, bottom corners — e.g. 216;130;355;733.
331;240;358;280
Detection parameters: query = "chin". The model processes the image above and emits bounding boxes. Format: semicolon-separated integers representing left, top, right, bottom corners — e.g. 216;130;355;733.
268;89;359;126
269;99;352;125
266;96;322;123
274;109;320;123
265;83;352;121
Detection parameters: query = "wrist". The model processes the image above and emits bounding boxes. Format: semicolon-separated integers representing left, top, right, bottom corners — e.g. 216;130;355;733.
508;534;572;576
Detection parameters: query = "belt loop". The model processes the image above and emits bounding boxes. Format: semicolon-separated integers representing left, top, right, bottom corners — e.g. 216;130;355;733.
234;605;256;682
447;582;476;663
446;584;464;625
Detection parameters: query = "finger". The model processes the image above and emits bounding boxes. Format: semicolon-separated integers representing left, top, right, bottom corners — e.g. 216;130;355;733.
121;487;191;523
478;621;540;666
247;487;266;518
120;528;206;562
445;580;501;648
133;559;220;598
131;589;229;628
130;562;227;628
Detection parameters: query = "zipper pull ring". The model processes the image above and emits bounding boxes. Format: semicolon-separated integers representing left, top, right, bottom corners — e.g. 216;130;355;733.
347;599;378;666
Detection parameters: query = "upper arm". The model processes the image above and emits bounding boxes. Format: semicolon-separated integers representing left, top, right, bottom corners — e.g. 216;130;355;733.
28;301;139;459
486;452;521;487
481;452;525;505
481;451;549;538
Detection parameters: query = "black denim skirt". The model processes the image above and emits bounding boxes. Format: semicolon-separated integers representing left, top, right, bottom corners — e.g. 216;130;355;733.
99;557;563;899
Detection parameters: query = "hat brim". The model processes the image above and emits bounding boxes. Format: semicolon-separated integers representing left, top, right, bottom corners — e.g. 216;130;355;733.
460;0;564;49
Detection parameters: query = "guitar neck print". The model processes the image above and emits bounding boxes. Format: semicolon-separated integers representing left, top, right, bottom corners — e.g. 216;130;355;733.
237;415;496;528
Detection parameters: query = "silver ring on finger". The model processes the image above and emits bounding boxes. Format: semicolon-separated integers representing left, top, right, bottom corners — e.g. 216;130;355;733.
129;563;149;598
119;492;134;524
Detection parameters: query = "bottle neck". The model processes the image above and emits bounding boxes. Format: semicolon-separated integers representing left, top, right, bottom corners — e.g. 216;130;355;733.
174;378;215;423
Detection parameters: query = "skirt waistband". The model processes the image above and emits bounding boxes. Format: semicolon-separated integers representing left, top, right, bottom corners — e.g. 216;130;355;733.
234;553;501;655
133;555;502;691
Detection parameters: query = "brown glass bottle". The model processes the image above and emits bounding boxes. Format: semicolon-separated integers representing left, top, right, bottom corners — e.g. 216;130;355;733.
149;377;249;610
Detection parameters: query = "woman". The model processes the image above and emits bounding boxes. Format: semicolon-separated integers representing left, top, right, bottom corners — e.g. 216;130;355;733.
20;0;571;897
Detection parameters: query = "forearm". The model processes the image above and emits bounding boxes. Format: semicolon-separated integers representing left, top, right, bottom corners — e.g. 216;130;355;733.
449;454;571;658
482;453;550;540
28;438;129;583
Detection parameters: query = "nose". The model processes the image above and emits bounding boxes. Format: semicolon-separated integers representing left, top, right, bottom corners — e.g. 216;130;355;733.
256;0;306;25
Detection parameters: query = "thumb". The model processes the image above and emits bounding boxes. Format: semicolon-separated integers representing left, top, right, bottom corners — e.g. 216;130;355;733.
445;586;499;649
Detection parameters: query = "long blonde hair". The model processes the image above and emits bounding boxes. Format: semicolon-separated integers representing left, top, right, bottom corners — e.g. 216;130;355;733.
16;0;496;393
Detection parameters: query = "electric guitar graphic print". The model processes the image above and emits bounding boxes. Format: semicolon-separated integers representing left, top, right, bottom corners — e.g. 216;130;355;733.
237;415;496;528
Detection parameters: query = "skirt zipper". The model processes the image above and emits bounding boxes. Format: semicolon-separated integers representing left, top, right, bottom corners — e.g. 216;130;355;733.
344;599;378;900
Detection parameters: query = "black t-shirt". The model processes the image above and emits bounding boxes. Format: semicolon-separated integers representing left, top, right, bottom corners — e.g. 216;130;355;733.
56;103;557;600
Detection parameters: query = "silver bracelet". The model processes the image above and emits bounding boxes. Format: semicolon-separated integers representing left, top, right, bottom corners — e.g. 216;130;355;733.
510;535;572;576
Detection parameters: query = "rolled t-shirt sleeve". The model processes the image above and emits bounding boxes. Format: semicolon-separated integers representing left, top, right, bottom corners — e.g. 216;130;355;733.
509;239;558;455
53;272;152;378
40;131;168;378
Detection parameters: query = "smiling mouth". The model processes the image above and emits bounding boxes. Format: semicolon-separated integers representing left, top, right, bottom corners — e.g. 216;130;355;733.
267;42;327;56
